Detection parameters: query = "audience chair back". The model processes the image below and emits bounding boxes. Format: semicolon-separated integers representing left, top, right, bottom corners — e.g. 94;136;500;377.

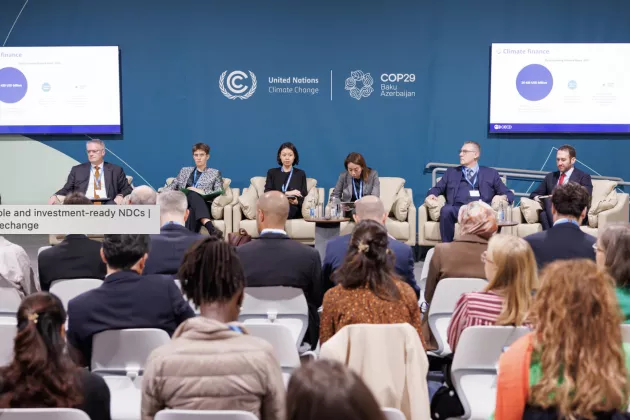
244;323;301;385
419;247;435;293
428;277;489;356
0;317;17;367
622;324;630;343
49;279;103;310
91;328;170;379
451;326;531;420
0;408;90;420
0;287;22;316
382;408;406;420
239;286;309;346
37;246;52;256
155;410;258;420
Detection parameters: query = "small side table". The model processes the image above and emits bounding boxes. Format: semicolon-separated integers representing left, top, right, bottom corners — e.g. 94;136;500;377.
305;217;351;261
497;221;518;234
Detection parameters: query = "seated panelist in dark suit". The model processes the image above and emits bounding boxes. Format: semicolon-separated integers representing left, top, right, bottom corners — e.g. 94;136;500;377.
144;191;204;276
163;142;223;236
38;193;106;291
530;144;593;230
525;182;596;269
331;152;380;211
236;191;322;349
322;196;419;297
48;139;133;205
265;142;308;219
426;141;514;243
66;234;195;366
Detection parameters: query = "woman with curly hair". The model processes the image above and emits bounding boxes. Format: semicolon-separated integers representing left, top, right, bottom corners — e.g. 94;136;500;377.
0;293;110;420
495;259;630;420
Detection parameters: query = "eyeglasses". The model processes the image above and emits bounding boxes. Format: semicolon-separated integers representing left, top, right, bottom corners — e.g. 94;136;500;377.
481;250;494;264
460;149;476;154
87;149;103;154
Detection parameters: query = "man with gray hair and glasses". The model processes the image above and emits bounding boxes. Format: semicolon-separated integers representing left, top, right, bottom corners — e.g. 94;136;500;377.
143;190;204;276
48;139;133;205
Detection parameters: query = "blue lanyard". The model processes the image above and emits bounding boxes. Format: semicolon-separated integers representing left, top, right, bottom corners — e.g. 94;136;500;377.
91;166;103;190
465;171;478;189
193;170;202;188
352;179;363;199
228;325;244;334
281;167;294;193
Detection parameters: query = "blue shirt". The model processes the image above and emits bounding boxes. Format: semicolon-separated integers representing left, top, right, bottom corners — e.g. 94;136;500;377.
553;218;579;227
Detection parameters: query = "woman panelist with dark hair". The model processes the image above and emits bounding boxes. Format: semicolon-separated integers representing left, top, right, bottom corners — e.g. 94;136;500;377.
265;142;308;219
165;143;223;236
331;152;380;205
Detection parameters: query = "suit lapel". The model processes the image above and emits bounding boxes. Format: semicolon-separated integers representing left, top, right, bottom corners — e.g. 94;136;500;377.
453;167;463;199
80;163;90;194
104;163;114;197
568;168;581;183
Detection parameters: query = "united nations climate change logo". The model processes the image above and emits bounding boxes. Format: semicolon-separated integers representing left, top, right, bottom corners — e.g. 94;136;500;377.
219;70;257;100
345;70;374;100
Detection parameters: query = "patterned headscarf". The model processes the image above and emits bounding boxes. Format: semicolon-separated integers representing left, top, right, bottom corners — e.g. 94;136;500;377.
458;201;498;240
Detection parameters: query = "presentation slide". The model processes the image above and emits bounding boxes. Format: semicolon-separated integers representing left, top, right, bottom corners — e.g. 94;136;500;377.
489;43;630;133
0;46;121;134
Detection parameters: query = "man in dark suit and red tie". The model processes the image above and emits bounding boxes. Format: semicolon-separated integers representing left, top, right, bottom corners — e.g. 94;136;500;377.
48;139;133;205
426;141;514;242
530;145;593;230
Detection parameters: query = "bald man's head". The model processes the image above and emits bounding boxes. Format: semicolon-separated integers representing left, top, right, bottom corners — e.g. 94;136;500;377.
129;185;157;205
257;191;289;231
354;196;387;225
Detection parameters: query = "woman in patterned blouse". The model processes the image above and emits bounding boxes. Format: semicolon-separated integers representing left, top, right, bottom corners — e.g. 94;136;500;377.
319;219;424;346
447;234;538;352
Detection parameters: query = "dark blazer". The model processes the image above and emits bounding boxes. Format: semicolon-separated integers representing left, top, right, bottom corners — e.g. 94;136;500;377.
265;167;308;207
144;224;204;276
322;234;420;297
427;166;515;204
331;169;380;202
66;270;195;366
236;232;322;347
37;234;106;291
55;161;133;198
530;167;593;198
524;222;596;269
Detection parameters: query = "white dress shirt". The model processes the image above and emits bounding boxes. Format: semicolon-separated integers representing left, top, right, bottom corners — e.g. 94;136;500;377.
558;167;574;185
85;162;107;199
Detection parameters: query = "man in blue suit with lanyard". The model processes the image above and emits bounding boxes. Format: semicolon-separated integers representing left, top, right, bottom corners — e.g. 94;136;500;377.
426;141;514;242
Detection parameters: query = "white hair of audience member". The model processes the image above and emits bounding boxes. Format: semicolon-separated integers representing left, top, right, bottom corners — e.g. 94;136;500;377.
129;185;157;205
86;138;105;148
157;191;189;224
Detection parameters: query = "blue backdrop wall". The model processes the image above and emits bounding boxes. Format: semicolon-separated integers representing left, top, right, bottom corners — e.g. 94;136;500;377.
2;0;630;203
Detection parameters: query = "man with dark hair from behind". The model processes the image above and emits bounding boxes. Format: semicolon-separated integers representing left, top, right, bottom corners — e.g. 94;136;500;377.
66;234;195;366
38;192;107;291
530;144;592;230
524;182;596;268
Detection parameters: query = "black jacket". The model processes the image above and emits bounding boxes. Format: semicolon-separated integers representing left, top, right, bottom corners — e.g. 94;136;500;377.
56;161;133;198
264;167;308;207
530;167;593;198
524;222;596;269
144;224;204;276
37;235;106;291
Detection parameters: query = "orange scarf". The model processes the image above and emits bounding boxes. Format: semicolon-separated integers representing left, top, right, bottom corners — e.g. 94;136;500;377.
495;332;534;420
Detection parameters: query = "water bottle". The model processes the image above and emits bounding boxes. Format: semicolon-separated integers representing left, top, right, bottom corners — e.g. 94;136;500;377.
498;202;505;222
330;197;339;218
309;202;315;219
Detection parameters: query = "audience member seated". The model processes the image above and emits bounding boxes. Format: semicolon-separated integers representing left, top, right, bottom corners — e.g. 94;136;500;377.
127;185;157;205
320;219;424;346
237;191;322;348
0;235;38;298
426;141;514;242
530;144;593;230
265;142;308;219
447;234;537;351
142;237;285;420
330;152;380;208
48;139;132;205
144;191;203;276
421;201;497;349
495;260;630;420
322;195;419;296
286;359;386;420
0;293;111;420
525;182;595;268
66;234;195;366
38;192;106;291
163;142;223;236
596;223;630;323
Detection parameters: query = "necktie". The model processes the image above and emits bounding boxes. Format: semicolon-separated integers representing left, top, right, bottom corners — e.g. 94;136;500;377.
93;166;101;199
467;168;474;182
558;172;566;186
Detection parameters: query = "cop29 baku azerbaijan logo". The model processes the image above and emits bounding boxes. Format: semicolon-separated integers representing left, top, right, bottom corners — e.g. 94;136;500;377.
219;70;257;100
345;70;374;100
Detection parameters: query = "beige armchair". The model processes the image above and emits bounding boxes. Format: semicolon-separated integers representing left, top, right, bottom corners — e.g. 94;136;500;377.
233;176;325;244
515;180;629;238
327;177;416;246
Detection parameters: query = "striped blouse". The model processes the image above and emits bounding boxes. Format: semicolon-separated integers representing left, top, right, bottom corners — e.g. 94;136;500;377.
447;291;504;352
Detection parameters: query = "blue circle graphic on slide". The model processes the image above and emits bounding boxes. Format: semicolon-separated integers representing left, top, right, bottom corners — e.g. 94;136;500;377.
0;67;28;103
516;64;553;101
